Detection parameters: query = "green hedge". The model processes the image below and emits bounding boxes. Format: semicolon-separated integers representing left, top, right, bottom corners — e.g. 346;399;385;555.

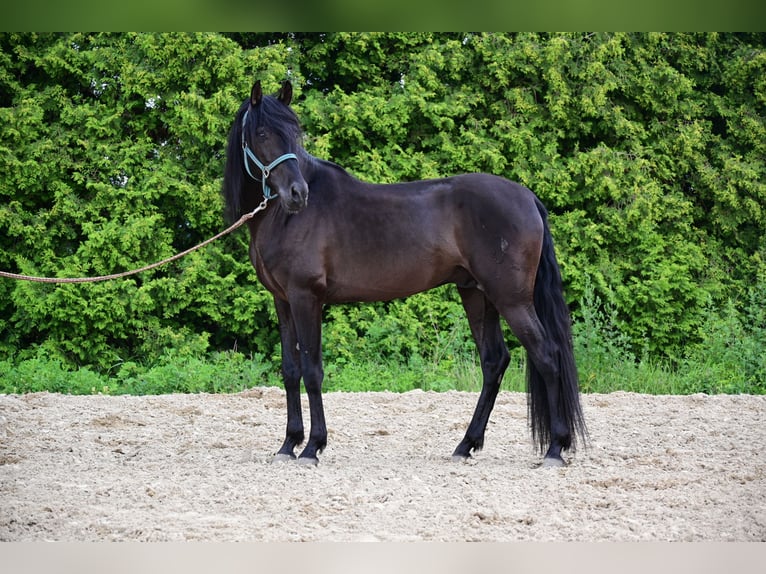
1;33;764;393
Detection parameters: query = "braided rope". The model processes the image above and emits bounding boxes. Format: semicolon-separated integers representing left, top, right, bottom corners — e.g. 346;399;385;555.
0;198;271;284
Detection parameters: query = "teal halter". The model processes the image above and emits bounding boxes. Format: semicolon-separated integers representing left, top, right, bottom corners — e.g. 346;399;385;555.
241;109;299;200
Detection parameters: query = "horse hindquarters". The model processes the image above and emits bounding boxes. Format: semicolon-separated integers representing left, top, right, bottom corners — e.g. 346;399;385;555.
455;183;585;464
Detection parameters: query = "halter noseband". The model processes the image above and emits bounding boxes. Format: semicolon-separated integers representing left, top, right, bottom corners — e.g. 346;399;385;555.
241;109;299;200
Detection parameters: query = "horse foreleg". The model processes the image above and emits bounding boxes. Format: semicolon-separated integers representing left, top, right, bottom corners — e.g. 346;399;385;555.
453;287;510;461
288;292;327;466
273;298;304;462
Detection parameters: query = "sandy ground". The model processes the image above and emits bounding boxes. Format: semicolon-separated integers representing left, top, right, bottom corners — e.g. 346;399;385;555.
0;388;764;541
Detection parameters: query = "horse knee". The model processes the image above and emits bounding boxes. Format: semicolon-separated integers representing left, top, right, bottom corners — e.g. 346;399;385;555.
282;363;301;386
301;363;324;392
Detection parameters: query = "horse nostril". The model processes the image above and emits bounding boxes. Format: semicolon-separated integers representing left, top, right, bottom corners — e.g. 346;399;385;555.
291;184;307;206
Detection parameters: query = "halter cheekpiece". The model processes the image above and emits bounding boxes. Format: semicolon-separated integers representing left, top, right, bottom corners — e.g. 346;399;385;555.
241;108;299;200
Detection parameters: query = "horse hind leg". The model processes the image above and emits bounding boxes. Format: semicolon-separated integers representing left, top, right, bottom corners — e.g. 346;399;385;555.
501;303;572;466
452;286;510;461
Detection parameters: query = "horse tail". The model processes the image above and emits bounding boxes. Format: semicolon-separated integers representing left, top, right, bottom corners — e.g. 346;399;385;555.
527;197;587;453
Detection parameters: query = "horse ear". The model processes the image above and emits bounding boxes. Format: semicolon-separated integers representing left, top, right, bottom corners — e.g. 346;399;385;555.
278;80;293;106
250;81;262;106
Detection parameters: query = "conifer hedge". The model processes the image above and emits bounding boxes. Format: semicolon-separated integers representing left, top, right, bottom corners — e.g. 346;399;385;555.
1;33;763;374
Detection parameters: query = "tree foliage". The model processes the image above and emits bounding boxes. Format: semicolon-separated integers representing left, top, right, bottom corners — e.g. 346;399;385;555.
1;33;764;377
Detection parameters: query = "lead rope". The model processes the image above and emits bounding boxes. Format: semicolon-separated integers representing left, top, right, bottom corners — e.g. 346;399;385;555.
0;196;273;284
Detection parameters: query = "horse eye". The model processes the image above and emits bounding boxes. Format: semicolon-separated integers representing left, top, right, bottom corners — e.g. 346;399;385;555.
256;129;268;140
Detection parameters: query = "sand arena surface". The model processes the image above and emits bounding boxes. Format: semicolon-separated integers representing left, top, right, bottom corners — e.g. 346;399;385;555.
1;388;764;541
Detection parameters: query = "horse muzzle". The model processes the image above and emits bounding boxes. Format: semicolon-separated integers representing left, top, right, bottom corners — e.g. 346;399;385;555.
282;180;309;214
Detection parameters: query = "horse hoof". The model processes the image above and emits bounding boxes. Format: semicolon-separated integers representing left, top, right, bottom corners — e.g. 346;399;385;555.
451;454;470;463
541;456;566;468
297;456;319;467
272;453;296;464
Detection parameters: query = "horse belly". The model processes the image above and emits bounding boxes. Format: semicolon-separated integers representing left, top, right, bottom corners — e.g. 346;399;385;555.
325;248;456;303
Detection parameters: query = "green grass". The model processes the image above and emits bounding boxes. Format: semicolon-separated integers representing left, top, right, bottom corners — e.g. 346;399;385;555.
1;340;763;396
0;351;279;396
1;284;763;396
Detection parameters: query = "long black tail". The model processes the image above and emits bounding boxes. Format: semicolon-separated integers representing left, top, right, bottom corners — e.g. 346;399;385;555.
528;198;588;453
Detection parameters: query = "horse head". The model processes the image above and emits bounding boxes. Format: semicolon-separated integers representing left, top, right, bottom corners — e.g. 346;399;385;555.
241;80;309;214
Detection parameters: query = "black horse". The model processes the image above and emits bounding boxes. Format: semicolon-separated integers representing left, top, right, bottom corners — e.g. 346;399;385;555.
223;81;586;467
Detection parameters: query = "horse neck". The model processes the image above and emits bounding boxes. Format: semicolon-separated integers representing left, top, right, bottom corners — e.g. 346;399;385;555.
303;153;353;185
297;150;322;181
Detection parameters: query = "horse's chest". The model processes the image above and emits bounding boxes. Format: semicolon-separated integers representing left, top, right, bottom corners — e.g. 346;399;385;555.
250;242;287;298
252;243;322;301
